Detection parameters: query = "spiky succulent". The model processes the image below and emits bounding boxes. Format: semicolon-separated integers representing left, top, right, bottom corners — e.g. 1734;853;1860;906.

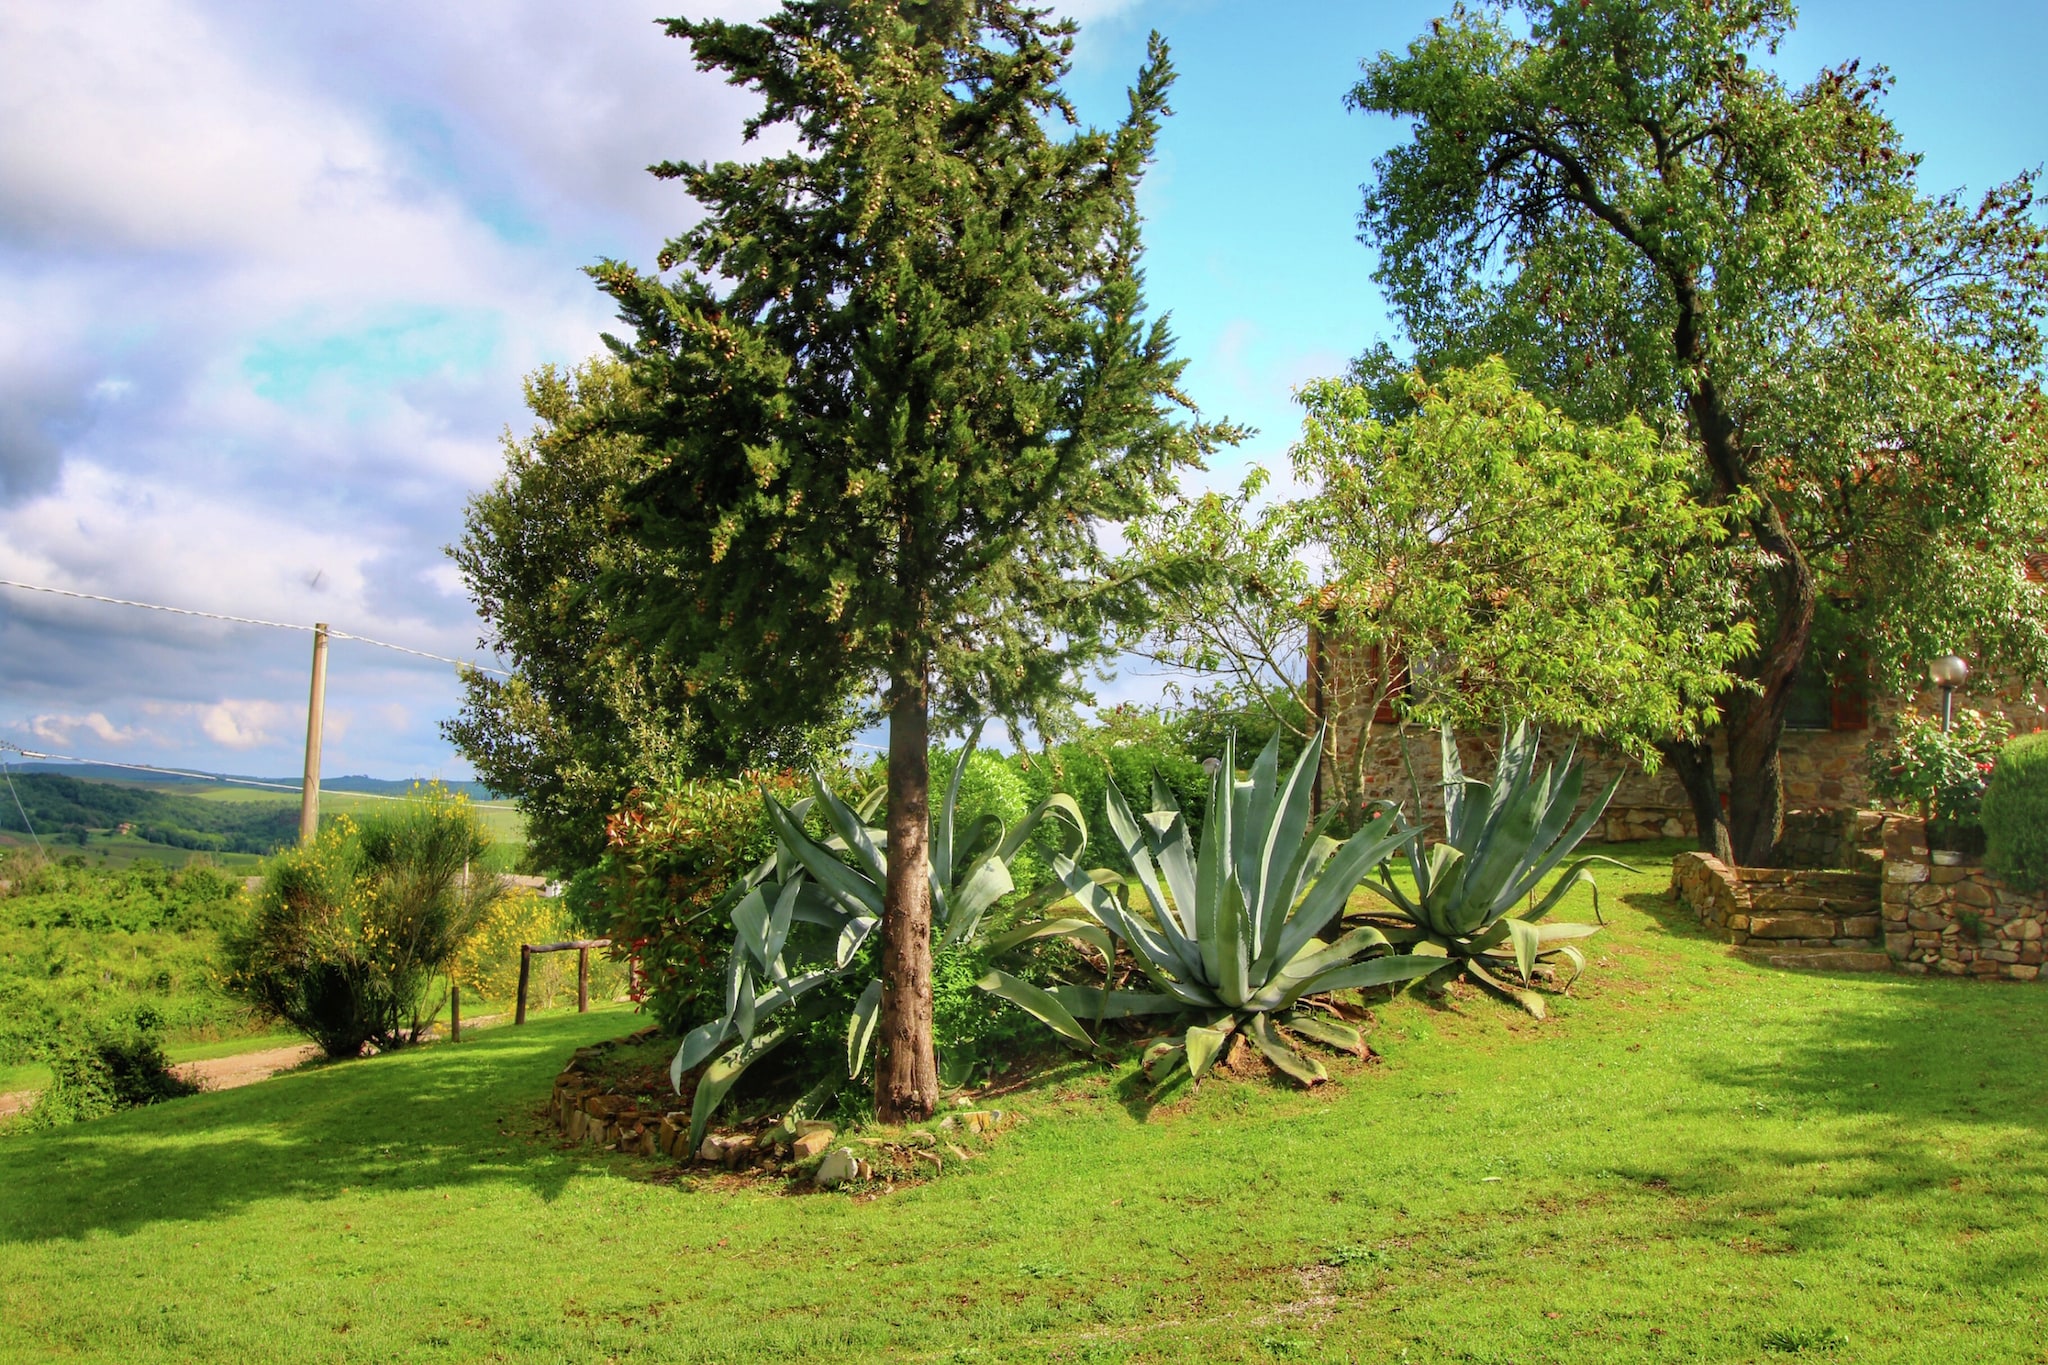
988;728;1442;1087
1356;723;1628;1017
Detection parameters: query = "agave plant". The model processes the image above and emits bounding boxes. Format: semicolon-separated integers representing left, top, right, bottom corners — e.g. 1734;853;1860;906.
1354;723;1630;1018
987;728;1444;1088
667;726;1083;1151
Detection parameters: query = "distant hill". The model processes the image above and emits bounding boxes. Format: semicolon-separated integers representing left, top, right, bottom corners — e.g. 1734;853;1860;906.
0;772;302;855
8;763;503;802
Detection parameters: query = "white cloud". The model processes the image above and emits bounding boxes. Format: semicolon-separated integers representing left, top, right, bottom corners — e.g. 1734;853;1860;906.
198;699;297;751
26;712;142;747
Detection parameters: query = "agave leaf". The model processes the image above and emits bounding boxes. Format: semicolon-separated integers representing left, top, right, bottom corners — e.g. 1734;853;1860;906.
1056;855;1217;1006
810;772;886;887
763;877;800;982
985;916;1098;954
689;1020;798;1155
1533;920;1602;943
1555;943;1588;993
1249;1013;1327;1086
998;791;1086;864
729;885;772;972
1044;985;1185;1019
1185;1018;1236;1081
942;848;1015;946
671;1014;731;1088
1496;775;1625;913
764;793;883;919
1524;854;1634;923
978;968;1100;1052
1284;950;1446;1003
1150;807;1200;941
1214;870;1252;1009
1467;958;1547;1019
1280;1011;1364;1057
1504;917;1540;985
732;969;758;1043
1150;773;1180;815
949;813;1006;885
836;913;877;968
1193;732;1234;987
847;977;883;1079
933;721;986;888
1455;753;1553;926
1105;780;1200;977
1272;812;1414;969
1143;1039;1188;1085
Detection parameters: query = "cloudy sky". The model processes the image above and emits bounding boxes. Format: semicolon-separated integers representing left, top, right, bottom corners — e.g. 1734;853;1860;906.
1;0;2042;780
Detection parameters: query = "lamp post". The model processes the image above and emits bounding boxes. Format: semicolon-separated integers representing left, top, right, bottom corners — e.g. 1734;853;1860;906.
1201;757;1221;778
1929;654;1969;734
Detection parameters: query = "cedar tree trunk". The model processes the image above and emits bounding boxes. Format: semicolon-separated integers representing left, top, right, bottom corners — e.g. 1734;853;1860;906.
877;659;939;1123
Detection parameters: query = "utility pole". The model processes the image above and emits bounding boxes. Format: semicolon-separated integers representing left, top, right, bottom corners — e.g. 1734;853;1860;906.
299;622;329;846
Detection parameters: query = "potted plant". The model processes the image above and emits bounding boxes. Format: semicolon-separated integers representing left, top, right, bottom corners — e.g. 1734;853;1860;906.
1867;706;2011;860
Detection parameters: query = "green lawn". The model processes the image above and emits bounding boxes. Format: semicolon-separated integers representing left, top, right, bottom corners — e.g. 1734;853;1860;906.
4;846;2046;1362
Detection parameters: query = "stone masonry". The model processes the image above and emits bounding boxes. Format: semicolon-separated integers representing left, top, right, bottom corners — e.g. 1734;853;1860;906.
1670;852;1888;971
1881;815;2048;981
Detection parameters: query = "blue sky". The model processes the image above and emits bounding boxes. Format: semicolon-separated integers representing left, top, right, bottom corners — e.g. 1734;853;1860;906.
0;0;2041;779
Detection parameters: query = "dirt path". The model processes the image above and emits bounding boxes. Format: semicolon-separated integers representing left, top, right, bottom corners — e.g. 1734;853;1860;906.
174;1043;323;1091
0;1012;518;1120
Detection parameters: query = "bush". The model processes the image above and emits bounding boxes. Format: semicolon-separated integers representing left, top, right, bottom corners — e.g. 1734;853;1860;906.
1984;732;2048;890
222;791;499;1058
1867;706;2011;852
450;888;627;1011
591;773;810;1034
22;1004;199;1129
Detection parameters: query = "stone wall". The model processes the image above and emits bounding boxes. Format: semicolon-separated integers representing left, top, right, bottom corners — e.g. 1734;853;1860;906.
1881;816;2048;981
1671;814;2048;981
1322;676;2046;843
1670;852;1887;969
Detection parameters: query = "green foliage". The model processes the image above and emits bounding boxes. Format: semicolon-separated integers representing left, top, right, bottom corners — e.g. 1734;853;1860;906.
445;359;854;875
588;772;810;1034
1008;730;1441;1087
222;792;500;1059
0;851;253;1068
1868;707;2012;852
1128;362;1751;828
667;734;1084;1150
0;773;299;856
592;3;1236;745
20;1003;198;1129
1359;724;1624;1018
1351;0;2048;862
1983;732;2048;890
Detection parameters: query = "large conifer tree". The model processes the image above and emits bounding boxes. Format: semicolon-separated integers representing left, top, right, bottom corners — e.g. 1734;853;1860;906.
593;1;1232;1119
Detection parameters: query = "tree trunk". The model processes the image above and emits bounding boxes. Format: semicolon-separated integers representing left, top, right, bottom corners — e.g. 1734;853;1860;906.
1723;543;1816;868
1659;736;1732;864
876;661;939;1124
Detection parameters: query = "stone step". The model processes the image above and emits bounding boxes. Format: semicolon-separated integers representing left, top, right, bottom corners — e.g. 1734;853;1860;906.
1734;946;1891;973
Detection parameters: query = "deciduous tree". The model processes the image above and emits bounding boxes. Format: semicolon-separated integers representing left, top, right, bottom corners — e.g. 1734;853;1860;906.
1352;0;2048;863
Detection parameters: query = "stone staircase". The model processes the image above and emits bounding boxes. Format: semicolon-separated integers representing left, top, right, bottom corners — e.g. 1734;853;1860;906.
1672;855;1890;972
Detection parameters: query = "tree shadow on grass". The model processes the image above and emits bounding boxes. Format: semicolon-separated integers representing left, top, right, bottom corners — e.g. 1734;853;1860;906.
0;1006;641;1245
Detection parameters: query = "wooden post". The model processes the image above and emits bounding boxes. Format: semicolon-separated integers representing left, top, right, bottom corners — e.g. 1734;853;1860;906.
449;983;461;1042
298;622;329;846
577;946;590;1013
515;946;531;1025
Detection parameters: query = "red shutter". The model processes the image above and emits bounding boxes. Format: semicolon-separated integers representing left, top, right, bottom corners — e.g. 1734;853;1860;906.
1829;682;1869;731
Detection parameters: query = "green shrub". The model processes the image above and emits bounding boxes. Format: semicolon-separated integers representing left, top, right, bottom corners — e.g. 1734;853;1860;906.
222;790;498;1058
1868;706;2010;853
1983;731;2048;890
589;772;809;1035
22;1004;199;1129
0;851;253;1067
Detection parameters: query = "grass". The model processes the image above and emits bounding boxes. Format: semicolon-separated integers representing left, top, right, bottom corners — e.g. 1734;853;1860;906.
4;845;2048;1361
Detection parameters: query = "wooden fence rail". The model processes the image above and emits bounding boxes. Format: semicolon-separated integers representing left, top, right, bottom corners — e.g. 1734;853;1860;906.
514;939;611;1025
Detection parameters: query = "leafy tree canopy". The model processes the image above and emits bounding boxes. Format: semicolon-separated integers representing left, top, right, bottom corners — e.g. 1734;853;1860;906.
1351;0;2048;862
1130;360;1753;825
445;360;852;875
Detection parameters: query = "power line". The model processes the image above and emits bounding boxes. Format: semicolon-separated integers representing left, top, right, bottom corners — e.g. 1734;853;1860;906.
0;740;518;810
0;750;47;860
0;578;512;677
